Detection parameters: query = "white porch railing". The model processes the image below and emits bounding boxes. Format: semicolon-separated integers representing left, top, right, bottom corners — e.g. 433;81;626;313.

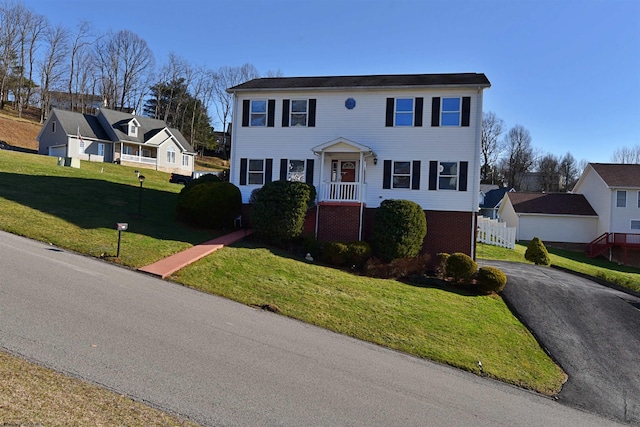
321;182;361;202
477;216;516;249
121;154;157;165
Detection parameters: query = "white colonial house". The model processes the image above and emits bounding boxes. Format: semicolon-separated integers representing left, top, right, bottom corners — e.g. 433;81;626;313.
227;73;491;260
37;108;196;174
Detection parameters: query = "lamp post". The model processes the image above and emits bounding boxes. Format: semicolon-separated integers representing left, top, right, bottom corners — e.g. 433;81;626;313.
138;174;145;216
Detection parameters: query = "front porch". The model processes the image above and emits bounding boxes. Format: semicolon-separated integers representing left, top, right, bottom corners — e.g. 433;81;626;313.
115;142;158;167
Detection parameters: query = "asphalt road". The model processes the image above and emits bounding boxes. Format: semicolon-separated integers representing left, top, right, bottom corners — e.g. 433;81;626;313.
0;231;625;426
481;260;640;425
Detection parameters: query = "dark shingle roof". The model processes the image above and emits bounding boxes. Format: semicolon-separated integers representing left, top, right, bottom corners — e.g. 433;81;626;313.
482;187;511;209
590;163;640;188
507;193;597;216
227;73;490;92
52;108;110;141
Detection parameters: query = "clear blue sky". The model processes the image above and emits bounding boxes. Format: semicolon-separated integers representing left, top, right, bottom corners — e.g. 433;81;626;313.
27;0;640;164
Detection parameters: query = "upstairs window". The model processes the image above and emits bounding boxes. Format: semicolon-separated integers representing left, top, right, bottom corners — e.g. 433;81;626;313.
52;121;57;133
441;98;461;126
617;190;627;208
128;120;139;137
250;100;267;126
290;100;308;126
282;99;316;127
385;97;423;127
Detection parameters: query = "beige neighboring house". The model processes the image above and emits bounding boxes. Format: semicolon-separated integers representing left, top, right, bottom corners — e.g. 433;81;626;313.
37;108;196;174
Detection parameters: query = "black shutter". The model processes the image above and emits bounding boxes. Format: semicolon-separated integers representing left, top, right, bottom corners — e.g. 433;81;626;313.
239;158;247;185
429;161;438;190
265;159;273;184
459;161;468;191
385;98;394;127
280;158;288;181
411;160;421;190
431;97;440;127
308;99;316;127
461;97;471;127
383;160;392;189
282;99;290;127
242;100;250;127
306;159;314;184
267;99;275;127
414;98;423;127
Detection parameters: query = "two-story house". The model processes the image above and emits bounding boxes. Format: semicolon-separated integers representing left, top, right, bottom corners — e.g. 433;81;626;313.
37;108;196;174
227;73;491;260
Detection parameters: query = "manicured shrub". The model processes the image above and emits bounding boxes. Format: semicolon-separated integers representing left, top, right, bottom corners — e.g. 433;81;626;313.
176;182;241;229
477;266;507;294
347;241;372;268
445;252;478;285
525;237;551;265
363;253;430;279
323;242;350;266
249;180;315;245
180;173;221;195
369;199;427;262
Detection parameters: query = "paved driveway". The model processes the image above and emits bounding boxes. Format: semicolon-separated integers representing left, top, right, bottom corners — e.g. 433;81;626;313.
480;260;640;425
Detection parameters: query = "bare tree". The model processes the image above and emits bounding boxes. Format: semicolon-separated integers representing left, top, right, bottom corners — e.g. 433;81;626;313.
499;125;536;190
0;1;23;109
68;20;94;112
481;111;505;183
611;144;640;164
212;63;259;159
23;11;47;111
39;22;68;122
537;153;560;192
559;152;579;192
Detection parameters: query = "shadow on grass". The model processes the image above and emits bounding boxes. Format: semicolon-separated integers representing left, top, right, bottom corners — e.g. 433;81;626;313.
0;171;217;245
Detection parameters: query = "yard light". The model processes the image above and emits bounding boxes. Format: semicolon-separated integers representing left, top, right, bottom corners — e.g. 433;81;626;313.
138;175;145;216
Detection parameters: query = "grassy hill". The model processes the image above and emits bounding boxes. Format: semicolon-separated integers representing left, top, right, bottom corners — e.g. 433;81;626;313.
0;106;41;151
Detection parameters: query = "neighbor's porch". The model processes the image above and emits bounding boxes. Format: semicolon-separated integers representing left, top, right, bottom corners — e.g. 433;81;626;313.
115;142;158;166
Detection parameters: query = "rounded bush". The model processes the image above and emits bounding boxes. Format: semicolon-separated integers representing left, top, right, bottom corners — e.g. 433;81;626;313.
525;237;551;265
369;199;427;262
347;241;372;268
323;242;349;266
477;266;507;293
176;181;241;229
249;180;315;245
180;173;221;195
445;252;478;284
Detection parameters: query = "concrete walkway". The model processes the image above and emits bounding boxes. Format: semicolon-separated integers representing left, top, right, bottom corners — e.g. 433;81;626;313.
138;229;253;278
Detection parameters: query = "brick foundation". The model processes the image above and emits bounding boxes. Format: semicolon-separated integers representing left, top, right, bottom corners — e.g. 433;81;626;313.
316;203;363;242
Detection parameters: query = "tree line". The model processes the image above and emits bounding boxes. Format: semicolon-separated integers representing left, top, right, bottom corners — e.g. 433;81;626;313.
481;111;639;192
0;1;280;156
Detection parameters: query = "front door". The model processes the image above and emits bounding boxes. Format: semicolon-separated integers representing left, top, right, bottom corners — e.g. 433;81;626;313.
340;161;356;182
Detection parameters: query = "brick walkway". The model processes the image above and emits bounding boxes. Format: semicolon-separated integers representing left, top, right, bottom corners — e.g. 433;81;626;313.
138;229;253;279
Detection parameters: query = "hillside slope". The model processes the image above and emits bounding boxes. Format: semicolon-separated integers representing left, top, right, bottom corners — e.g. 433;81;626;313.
0;108;41;151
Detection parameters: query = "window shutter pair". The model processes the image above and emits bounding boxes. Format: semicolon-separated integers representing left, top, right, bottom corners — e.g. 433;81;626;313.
385;98;423;127
241;100;275;127
428;161;468;191
239;158;273;185
431;97;471;127
282;99;316;127
382;160;421;190
279;158;315;184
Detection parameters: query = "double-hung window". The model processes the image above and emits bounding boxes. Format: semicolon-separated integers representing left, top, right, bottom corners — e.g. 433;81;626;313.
441;98;461;126
167;147;176;164
617;190;627;208
248;159;265;185
438;162;458;190
392;161;412;188
290;100;308;127
428;160;468;191
631;220;640;230
287;159;305;182
250;100;267;126
182;155;189;167
637;191;640;208
394;99;414;126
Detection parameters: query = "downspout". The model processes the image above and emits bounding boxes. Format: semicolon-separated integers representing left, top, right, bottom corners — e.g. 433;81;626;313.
230;92;239;197
358;151;365;241
471;88;484;259
315;151;324;240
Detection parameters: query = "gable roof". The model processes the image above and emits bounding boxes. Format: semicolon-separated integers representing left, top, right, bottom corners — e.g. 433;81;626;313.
43;108;111;141
506;192;597;216
227;73;491;92
589;163;640;188
481;187;511;209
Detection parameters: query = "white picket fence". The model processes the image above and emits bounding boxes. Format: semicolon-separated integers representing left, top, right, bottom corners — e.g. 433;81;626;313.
477;217;516;249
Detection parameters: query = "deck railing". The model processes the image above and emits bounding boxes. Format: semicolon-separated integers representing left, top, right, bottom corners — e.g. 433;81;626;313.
586;232;640;264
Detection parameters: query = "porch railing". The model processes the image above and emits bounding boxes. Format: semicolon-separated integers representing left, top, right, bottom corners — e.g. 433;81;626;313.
321;182;361;202
121;154;157;165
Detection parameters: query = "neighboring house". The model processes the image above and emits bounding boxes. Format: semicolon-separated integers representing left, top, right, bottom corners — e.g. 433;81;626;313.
520;171;563;192
479;186;513;219
498;192;598;243
48;90;104;113
227;73;491;260
37;108;196;174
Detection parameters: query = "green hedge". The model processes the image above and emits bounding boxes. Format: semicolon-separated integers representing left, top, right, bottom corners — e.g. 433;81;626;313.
176;181;241;229
369;199;426;262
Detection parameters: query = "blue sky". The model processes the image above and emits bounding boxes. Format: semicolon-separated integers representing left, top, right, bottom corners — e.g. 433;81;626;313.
27;0;640;164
